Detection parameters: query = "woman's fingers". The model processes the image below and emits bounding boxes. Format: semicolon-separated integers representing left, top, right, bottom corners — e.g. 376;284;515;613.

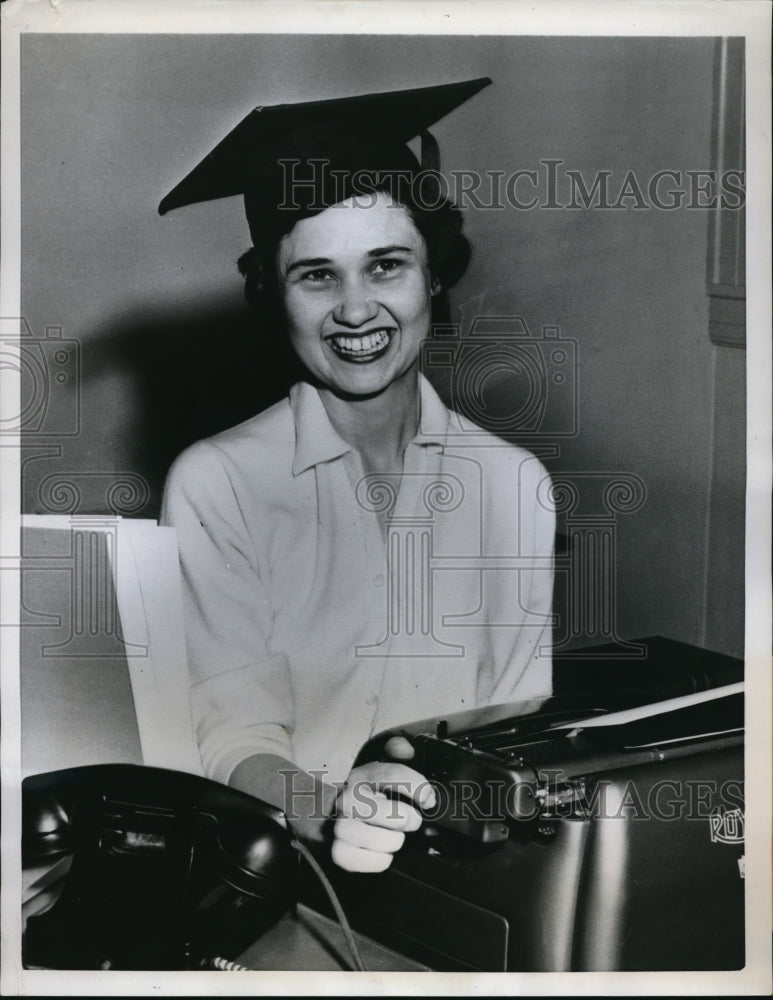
329;759;435;872
331;814;408;873
347;761;436;811
337;787;423;832
384;735;415;761
330;838;393;874
333;817;406;855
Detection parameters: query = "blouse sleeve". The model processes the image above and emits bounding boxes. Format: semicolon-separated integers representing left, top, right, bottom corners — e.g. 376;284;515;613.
486;451;555;706
160;440;294;784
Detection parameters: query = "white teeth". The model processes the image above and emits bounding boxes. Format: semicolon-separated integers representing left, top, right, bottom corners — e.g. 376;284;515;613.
329;329;391;355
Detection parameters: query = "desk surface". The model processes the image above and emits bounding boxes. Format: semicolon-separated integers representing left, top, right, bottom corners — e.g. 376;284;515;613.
238;903;428;972
23;863;426;972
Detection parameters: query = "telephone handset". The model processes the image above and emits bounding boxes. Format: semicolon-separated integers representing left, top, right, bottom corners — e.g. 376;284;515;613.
22;763;299;971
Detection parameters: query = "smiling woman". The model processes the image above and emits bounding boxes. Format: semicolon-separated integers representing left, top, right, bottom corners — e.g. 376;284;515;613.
158;79;555;875
279;194;433;407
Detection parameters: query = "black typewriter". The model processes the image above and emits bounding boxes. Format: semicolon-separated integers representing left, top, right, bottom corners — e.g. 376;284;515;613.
319;638;745;973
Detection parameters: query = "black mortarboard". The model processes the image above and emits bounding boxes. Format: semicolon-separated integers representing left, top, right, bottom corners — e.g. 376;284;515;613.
158;77;491;251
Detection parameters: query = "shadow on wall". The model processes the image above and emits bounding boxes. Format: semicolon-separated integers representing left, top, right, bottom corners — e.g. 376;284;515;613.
83;298;305;519
79;292;456;520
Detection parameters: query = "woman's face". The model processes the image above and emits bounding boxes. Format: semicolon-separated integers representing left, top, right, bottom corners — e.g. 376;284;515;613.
276;191;433;398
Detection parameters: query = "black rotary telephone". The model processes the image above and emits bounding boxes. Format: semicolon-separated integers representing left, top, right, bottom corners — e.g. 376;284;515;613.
22;764;299;971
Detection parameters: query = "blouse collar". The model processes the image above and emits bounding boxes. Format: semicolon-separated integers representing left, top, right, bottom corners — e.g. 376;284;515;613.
290;373;451;476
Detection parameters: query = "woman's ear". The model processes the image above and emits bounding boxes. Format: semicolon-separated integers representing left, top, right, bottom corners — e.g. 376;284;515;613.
430;276;442;297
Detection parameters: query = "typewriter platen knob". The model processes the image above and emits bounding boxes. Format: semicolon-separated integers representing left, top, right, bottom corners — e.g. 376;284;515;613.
413;734;540;845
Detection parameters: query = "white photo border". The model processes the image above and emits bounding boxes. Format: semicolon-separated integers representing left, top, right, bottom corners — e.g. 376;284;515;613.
1;1;770;996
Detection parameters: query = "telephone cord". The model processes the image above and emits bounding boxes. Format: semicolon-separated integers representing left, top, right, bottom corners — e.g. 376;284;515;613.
209;955;250;972
291;838;367;972
207;840;367;973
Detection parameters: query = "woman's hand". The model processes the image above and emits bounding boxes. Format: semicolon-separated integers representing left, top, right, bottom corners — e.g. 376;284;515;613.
331;744;435;873
382;735;416;761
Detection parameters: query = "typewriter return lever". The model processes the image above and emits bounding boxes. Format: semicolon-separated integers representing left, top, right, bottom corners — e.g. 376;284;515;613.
413;734;540;845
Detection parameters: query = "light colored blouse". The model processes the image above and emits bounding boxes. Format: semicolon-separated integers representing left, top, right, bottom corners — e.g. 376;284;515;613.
161;375;555;788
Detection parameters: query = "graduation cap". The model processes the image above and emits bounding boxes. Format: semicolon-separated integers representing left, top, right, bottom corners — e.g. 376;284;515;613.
158;77;491;250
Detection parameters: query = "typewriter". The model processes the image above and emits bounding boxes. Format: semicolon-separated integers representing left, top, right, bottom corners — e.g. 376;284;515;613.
319;638;745;973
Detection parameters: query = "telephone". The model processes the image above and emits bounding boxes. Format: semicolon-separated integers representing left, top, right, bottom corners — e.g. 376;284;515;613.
22;763;299;971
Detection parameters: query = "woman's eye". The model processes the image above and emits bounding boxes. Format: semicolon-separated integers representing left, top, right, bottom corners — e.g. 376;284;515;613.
372;258;403;276
302;269;335;284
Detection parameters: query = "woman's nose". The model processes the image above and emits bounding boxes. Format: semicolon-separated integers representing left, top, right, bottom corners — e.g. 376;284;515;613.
333;277;378;327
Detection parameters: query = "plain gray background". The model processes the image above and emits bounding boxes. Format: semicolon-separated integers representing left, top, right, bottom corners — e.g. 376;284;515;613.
19;33;745;658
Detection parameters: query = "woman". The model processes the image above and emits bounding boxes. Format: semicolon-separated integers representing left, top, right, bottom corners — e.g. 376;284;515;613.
159;78;555;873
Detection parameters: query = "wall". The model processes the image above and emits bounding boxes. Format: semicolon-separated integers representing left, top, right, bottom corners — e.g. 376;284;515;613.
19;34;745;657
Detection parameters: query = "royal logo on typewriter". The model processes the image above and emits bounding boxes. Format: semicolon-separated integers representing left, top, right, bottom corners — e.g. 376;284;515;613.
708;805;745;844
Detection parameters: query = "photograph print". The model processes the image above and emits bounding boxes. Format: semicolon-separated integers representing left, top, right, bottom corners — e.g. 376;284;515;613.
2;2;770;995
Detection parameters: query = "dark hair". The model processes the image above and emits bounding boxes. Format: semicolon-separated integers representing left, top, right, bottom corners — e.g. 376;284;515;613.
237;179;471;316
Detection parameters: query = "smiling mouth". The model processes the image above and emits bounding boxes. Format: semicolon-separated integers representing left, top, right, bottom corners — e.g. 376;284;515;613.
326;328;394;363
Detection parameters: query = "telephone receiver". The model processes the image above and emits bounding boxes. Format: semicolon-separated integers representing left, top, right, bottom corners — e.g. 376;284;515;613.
22;763;300;971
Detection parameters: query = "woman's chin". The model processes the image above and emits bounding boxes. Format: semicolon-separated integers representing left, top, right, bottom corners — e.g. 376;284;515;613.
324;365;417;402
327;374;400;401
